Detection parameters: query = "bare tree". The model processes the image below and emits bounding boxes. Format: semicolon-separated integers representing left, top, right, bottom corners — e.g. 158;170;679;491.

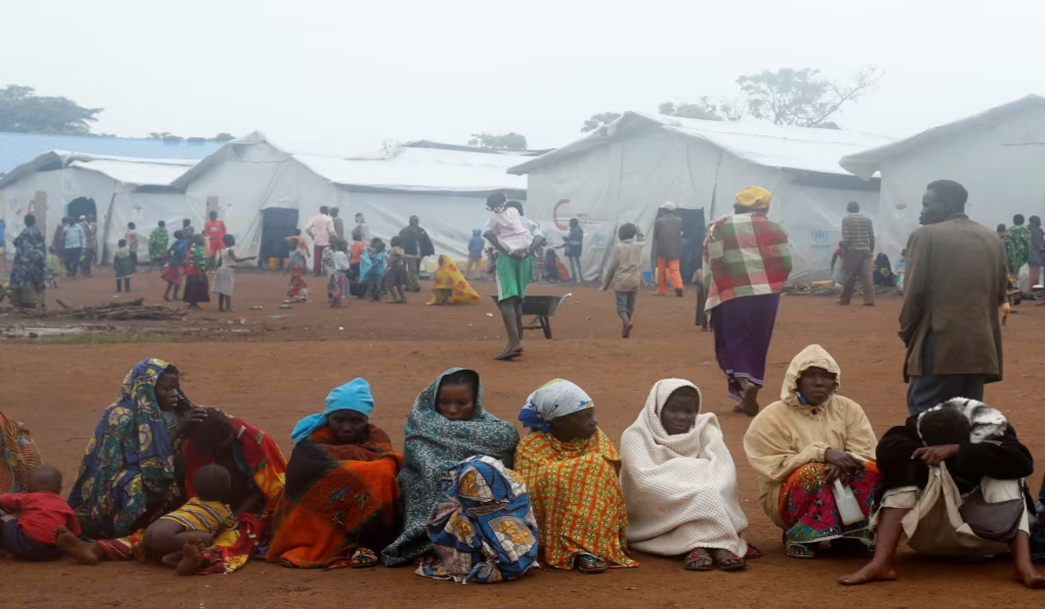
736;67;882;127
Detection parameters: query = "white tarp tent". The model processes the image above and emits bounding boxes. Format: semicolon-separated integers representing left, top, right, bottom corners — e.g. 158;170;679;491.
170;134;530;264
0;151;195;261
508;112;895;283
840;95;1045;266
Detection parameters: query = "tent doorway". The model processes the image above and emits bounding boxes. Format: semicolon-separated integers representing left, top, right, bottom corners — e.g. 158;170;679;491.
678;207;705;284
258;208;299;269
67;197;97;222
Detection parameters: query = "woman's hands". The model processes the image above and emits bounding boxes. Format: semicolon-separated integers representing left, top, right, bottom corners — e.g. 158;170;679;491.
172;408;208;438
824;448;864;485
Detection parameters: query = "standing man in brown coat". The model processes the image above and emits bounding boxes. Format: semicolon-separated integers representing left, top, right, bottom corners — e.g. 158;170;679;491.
900;180;1008;416
653;202;684;297
838;201;876;306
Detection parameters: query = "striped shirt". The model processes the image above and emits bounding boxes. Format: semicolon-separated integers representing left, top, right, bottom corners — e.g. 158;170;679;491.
842;213;875;252
160;498;235;533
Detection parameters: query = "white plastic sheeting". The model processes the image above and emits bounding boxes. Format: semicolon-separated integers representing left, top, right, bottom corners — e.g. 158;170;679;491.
511;116;891;283
840;95;1045;264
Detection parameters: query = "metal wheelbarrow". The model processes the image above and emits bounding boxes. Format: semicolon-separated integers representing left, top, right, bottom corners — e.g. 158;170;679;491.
490;293;572;339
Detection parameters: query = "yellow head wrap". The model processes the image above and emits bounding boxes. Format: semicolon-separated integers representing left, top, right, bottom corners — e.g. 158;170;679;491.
735;186;772;210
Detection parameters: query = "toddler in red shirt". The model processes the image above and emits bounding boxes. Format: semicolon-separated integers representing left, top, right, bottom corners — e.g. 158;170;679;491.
0;465;97;564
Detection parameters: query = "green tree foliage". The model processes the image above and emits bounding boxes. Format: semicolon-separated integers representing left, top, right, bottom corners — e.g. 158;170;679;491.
213;132;236;142
581;112;622;133
468;132;528;150
0;85;103;135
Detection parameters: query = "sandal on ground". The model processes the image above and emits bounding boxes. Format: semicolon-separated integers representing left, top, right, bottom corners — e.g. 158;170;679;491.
785;541;817;559
683;548;713;571
575;553;607;574
709;548;746;572
350;547;379;569
744;544;764;559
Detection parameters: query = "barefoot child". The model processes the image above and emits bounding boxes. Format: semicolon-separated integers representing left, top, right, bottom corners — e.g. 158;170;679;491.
386;236;408;304
162;230;188;301
134;464;235;575
114;239;134;293
600;223;644;338
0;465;97;564
211;234;255;312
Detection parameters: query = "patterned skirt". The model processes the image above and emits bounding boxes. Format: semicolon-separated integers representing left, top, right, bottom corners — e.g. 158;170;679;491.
779;462;880;545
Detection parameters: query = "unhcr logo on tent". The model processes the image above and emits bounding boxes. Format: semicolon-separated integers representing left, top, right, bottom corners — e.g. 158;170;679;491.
811;229;831;249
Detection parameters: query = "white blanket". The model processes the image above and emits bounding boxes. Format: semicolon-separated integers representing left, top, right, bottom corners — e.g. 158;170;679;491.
620;379;749;556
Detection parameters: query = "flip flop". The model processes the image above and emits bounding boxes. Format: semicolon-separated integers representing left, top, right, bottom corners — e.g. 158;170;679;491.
350;547;379;569
709;548;746;572
785;541;817;559
744;544;764;559
576;553;607;574
494;348;523;361
683;548;713;571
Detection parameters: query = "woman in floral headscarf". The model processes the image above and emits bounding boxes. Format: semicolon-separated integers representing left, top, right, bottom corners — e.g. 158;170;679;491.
515;379;636;574
0;410;43;494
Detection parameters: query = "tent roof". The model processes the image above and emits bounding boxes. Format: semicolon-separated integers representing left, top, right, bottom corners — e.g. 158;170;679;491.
0;151;197;189
508;111;895;177
839;95;1045;180
0;131;220;176
172;132;528;194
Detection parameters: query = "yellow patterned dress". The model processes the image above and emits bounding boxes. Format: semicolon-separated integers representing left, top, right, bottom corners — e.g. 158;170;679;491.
427;255;481;305
515;429;637;569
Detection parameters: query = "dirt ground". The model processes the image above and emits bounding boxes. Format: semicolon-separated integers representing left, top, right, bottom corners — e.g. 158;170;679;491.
3;269;1045;608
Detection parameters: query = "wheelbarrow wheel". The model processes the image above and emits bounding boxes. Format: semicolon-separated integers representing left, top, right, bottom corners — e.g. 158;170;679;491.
540;316;553;340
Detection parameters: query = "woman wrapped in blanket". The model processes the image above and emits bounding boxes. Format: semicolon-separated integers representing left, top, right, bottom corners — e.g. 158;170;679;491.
267;379;403;569
516;380;637;574
743;345;880;559
381;368;519;568
620;379;758;572
69;359;286;572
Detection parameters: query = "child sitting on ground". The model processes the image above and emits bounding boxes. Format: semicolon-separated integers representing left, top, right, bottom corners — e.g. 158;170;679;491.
600;223;645;338
45;247;61;288
0;465;97;564
386;236;408;304
114;238;134;293
133;464;234;575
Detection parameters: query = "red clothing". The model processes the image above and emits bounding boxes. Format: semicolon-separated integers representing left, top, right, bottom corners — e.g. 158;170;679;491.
205;220;227;257
0;491;81;545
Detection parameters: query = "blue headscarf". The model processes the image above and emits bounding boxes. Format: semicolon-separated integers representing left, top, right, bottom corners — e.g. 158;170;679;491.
291;378;375;444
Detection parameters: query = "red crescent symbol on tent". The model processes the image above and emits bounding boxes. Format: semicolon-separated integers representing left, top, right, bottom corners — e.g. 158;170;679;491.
553;199;570;231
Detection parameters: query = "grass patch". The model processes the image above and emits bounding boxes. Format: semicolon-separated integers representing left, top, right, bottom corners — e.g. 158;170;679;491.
32;333;191;345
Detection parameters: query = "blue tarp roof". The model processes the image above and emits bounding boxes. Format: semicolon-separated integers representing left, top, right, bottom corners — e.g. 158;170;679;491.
0;132;222;175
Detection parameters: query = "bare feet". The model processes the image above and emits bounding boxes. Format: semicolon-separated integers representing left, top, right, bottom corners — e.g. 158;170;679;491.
1014;564;1045;588
131;540;149;563
88;542;107;563
838;561;898;586
622;323;633;339
55;526;98;565
494;346;523;361
176;541;205;576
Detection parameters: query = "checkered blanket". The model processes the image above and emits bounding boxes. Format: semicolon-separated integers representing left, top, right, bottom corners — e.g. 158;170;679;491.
702;213;792;310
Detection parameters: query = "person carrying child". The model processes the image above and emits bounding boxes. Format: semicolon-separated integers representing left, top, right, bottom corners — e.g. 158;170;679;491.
600;223;644;338
385;236;408;304
360;238;388;302
328;239;351;308
162;230;188;302
114;238;134;294
0;465;98;564
45;247;61;289
132;464;235;575
211;234;255;312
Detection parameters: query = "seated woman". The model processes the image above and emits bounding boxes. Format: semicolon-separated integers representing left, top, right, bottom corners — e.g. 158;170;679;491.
620;379;755;572
426;255;481;305
516;379;636;574
743;345;879;559
381;368;518;567
842;399;1045;588
69;358;206;556
178;407;287;574
418;455;539;583
267;379;402;569
1;410;43;494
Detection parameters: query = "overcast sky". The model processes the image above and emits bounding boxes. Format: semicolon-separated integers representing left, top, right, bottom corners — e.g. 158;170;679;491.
4;0;1044;154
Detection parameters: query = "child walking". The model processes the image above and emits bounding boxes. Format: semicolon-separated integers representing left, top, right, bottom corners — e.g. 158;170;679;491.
285;239;311;303
467;229;485;279
360;238;388;302
46;247;61;289
385;236;408;304
328;240;351;308
125;222;140;267
600;223;644;338
182;234;210;309
161;230;188;302
211;234;255;312
0;465;97;564
114;239;134;293
148;220;169;272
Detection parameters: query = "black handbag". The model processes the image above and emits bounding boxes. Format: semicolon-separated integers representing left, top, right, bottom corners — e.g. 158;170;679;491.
958;488;1025;543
